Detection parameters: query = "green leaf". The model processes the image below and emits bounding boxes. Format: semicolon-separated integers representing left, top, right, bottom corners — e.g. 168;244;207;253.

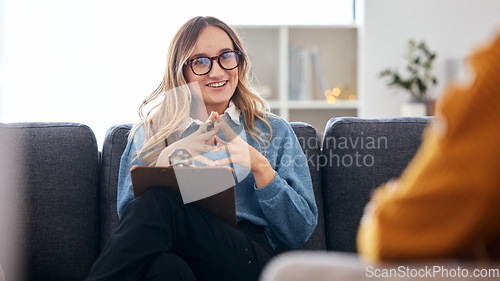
416;77;427;94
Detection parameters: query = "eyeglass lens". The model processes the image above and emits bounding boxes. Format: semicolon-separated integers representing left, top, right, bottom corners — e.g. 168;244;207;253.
191;51;239;75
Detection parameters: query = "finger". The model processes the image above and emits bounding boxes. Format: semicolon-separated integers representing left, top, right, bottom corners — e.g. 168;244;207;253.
215;136;246;156
198;120;211;133
214;136;232;154
204;135;216;146
200;126;221;142
216;144;230;153
208;111;218;126
209;123;222;135
214;135;227;147
192;154;216;167
214;157;233;167
199;144;219;153
214;117;237;141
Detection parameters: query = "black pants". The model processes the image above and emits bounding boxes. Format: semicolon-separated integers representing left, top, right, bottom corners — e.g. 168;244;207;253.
86;186;276;281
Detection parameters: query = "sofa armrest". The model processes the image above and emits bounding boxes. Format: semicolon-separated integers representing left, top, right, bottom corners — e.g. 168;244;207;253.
1;122;100;281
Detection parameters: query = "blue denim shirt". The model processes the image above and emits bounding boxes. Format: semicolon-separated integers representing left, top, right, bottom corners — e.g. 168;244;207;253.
117;113;318;250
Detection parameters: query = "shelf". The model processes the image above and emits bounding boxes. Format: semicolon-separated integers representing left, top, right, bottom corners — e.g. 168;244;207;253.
268;100;358;110
237;24;358;127
290;100;358;109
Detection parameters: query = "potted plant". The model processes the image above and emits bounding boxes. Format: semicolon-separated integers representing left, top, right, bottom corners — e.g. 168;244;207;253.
379;38;438;116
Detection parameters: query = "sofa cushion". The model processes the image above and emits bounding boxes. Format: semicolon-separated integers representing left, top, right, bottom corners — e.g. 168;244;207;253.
321;117;430;252
1;123;100;281
100;122;326;251
290;122;326;251
99;124;132;251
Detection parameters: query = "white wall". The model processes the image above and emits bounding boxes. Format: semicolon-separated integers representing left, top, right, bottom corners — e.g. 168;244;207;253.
357;0;500;118
0;1;189;148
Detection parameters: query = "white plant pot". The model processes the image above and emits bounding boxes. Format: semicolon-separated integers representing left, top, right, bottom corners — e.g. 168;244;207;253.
400;102;428;117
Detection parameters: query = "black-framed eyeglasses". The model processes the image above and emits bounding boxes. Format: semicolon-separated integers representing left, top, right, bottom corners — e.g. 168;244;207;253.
185;50;241;76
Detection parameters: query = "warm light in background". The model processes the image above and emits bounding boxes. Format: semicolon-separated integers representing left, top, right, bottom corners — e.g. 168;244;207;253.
332;87;342;97
326;96;337;104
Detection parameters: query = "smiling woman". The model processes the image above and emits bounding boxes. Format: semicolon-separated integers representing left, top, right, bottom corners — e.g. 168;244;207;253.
85;16;318;281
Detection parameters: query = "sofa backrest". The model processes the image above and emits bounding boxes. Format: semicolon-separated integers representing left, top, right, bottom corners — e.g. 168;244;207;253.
321;117;431;252
99;124;132;251
1;123;100;281
99;122;326;251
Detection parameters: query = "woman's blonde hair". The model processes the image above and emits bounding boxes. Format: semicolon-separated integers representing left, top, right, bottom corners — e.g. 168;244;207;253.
130;16;273;166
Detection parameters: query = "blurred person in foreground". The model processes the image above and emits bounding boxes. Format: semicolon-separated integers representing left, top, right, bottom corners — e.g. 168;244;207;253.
357;31;500;261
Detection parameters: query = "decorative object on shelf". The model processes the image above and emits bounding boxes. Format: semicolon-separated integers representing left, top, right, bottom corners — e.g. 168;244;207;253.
400;101;428;117
379;38;438;116
289;45;330;101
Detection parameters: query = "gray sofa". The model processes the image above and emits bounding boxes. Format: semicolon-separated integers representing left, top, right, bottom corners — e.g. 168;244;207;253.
0;117;429;280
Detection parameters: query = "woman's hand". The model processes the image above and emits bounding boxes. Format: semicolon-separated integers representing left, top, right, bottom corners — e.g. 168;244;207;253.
212;113;275;188
156;112;220;167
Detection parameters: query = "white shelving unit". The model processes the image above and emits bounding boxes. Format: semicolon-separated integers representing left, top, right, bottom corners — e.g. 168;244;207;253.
236;25;358;133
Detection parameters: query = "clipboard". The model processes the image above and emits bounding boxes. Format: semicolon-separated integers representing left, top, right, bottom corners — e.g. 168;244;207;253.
130;166;237;229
